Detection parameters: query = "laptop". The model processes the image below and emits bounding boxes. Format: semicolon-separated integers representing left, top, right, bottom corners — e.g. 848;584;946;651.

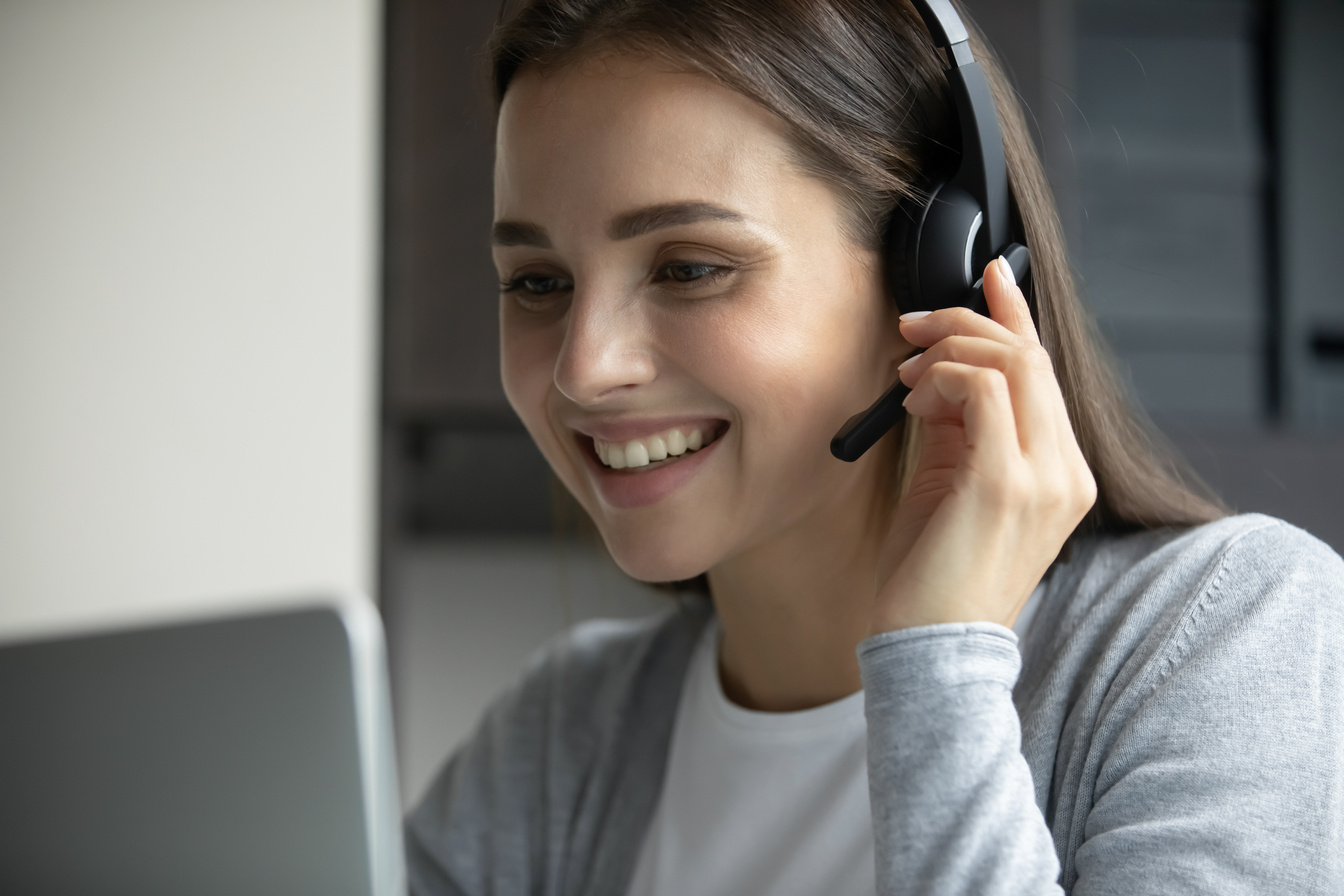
0;595;404;896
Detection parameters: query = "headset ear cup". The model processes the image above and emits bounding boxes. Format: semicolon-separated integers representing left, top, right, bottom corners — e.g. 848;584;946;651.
912;183;986;312
886;181;984;315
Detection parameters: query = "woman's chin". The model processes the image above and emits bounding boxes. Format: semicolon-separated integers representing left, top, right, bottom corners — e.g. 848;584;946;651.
598;528;714;586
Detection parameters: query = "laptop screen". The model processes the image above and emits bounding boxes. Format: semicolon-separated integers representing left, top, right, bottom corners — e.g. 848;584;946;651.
0;597;403;896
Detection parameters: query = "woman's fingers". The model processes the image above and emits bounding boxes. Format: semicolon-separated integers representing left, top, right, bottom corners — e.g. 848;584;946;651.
899;334;1058;454
903;357;1016;459
898;256;1040;350
900;305;1009;349
984;255;1040;344
902;359;1021;478
898;257;1071;457
871;258;1098;634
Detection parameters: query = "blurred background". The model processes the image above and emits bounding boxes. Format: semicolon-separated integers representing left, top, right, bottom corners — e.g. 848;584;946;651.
2;0;1341;810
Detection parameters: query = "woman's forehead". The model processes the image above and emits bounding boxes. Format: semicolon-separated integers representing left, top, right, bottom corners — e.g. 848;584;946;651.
493;58;826;230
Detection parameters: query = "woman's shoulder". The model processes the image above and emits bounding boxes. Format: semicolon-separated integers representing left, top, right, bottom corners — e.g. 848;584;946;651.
418;597;713;795
459;596;715;768
530;595;713;680
1041;513;1343;643
1022;515;1344;890
1019;513;1344;731
1130;511;1340;574
1077;511;1338;582
510;598;713;723
1019;513;1344;752
405;599;713;892
1159;512;1344;610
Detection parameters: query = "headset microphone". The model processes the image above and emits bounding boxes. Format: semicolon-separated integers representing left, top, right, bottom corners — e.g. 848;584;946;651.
830;0;1031;463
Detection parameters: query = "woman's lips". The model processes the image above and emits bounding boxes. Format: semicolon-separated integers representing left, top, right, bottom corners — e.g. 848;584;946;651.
574;421;728;509
571;416;727;445
590;420;724;469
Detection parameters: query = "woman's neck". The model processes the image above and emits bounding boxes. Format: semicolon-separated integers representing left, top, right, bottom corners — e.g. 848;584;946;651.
706;480;891;713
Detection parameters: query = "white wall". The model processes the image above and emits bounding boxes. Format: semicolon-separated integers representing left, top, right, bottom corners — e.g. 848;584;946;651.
0;0;380;638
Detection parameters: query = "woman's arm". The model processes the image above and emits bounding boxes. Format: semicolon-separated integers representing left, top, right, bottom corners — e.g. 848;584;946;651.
403;607;711;896
868;257;1095;636
853;257;1084;894
858;260;1344;893
859;622;1062;896
1066;520;1344;894
859;518;1344;895
404;659;548;896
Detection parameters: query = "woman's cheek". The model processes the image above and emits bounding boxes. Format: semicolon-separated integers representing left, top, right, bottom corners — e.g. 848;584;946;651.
500;314;554;409
500;320;568;471
721;296;859;423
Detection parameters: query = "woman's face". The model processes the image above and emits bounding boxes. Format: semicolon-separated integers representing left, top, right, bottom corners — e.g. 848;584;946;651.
494;54;912;582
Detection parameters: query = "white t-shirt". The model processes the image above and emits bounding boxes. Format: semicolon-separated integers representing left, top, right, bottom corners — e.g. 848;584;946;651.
626;592;1042;896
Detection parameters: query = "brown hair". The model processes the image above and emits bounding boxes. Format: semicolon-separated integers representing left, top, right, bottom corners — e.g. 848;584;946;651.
489;0;1226;574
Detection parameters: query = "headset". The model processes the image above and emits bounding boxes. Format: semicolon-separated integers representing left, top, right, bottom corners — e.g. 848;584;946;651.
830;0;1031;462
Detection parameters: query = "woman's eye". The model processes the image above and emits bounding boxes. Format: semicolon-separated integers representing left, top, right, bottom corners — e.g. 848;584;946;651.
655;261;731;285
500;274;572;297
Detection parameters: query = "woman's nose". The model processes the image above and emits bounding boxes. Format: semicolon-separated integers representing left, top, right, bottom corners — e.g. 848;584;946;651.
552;291;657;406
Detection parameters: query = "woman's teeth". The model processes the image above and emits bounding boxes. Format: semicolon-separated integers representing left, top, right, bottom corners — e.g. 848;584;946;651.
594;426;710;470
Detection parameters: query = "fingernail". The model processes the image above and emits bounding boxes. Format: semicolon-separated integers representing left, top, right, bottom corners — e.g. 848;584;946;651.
897;354;917;371
997;256;1016;287
899;310;932;322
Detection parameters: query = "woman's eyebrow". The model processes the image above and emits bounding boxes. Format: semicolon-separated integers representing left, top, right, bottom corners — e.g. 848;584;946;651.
491;221;550;248
608;202;745;240
491;202;747;248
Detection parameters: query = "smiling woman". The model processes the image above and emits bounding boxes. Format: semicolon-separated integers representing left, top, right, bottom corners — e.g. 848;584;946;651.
494;59;901;587
405;1;1344;894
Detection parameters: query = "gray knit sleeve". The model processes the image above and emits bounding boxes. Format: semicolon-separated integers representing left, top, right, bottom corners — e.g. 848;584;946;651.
856;518;1344;896
403;603;712;896
403;638;551;896
858;623;1063;895
1068;521;1344;895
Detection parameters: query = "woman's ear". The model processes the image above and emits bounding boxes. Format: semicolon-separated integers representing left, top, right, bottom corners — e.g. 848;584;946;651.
882;300;917;379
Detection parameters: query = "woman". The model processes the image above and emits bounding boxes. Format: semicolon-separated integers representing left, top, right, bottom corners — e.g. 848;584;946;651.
407;1;1344;893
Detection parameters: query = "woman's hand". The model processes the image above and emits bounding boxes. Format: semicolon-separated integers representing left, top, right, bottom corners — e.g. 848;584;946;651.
868;257;1097;636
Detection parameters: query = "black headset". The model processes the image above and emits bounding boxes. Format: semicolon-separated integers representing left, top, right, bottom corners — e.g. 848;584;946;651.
830;0;1031;462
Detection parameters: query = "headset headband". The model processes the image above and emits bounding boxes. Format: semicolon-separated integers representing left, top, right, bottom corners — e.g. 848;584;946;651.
829;0;1028;463
909;0;1009;256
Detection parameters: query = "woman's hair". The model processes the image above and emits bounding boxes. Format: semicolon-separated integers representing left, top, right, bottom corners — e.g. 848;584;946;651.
488;0;1227;570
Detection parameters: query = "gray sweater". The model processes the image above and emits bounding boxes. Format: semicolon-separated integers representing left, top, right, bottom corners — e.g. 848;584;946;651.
406;514;1344;894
